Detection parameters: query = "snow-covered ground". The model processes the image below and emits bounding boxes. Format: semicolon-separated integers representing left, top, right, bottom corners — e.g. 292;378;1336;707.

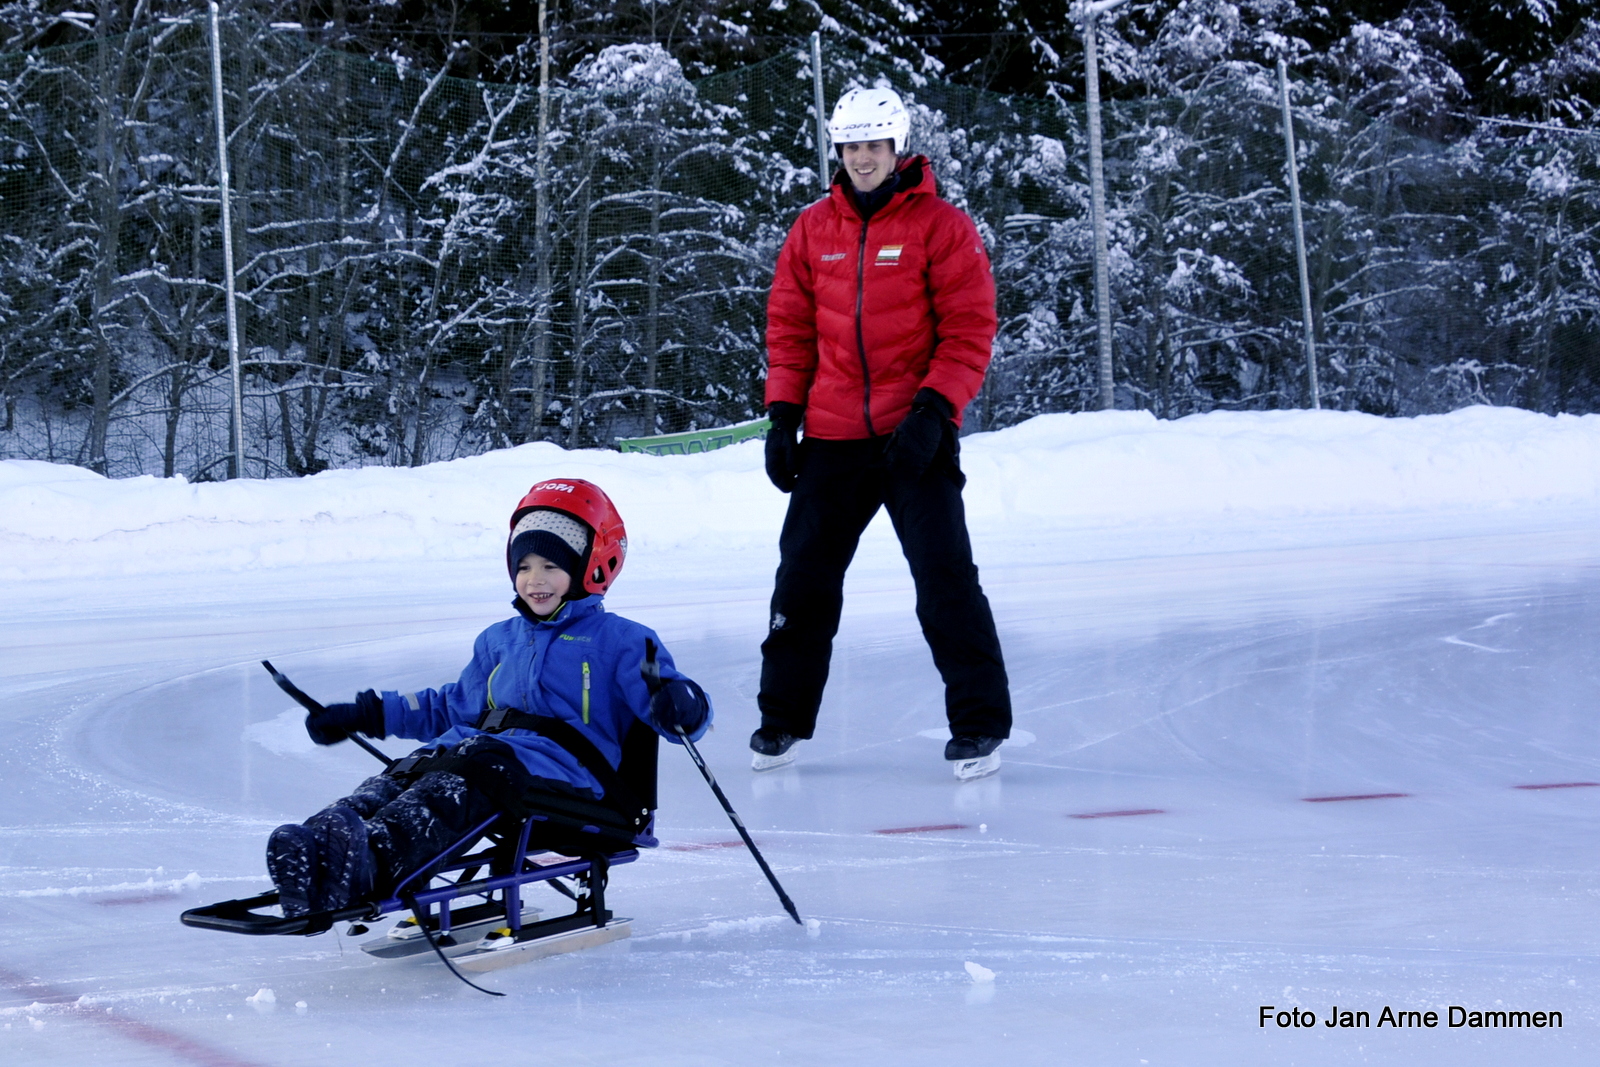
2;406;1598;1065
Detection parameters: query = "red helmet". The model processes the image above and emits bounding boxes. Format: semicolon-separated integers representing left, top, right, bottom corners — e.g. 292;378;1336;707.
508;478;627;595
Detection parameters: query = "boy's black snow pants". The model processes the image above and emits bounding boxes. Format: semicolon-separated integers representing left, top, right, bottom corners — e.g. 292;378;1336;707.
758;433;1011;740
330;735;596;897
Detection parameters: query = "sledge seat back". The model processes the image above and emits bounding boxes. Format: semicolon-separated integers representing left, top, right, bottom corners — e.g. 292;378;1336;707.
618;718;659;815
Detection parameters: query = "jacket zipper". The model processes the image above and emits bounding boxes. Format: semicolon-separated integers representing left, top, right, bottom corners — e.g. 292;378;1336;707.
581;660;591;724
854;217;877;437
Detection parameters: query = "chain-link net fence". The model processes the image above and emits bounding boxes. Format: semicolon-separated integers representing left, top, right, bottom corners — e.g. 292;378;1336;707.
1;13;1596;478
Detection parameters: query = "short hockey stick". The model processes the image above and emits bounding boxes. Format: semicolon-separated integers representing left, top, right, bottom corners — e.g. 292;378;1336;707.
261;660;394;769
643;641;802;925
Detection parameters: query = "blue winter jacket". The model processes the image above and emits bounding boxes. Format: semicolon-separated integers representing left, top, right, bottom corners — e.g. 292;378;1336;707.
380;595;710;799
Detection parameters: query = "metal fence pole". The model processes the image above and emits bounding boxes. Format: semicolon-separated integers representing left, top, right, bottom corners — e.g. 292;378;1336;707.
1078;1;1125;411
811;32;829;194
1278;58;1320;409
208;1;246;475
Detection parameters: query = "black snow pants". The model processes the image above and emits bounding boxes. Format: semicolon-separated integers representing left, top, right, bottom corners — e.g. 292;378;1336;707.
758;432;1011;740
323;735;596;898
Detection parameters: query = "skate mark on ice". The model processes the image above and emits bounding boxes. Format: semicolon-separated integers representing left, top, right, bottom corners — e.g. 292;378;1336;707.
0;965;270;1067
94;891;180;906
1302;792;1410;803
1068;809;1165;820
632;915;793;942
874;823;970;835
1440;635;1511;653
663;840;747;852
1513;781;1600;790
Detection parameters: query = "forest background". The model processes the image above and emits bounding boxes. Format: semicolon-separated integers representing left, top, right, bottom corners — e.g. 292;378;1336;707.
0;0;1595;479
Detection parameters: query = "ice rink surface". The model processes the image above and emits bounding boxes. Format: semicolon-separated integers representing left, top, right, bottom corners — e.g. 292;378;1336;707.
3;511;1598;1066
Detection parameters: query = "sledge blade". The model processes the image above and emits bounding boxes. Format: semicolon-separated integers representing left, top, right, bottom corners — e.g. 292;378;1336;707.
360;904;543;959
453;919;631;972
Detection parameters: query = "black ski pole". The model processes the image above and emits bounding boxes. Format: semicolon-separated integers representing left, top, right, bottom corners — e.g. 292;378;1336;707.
642;641;801;925
675;725;802;925
261;660;393;770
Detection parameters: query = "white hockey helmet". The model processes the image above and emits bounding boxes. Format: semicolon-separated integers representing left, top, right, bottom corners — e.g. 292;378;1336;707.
828;87;911;155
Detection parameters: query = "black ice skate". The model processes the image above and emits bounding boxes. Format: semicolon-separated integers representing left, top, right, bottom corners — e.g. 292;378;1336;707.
944;735;1002;781
750;726;801;771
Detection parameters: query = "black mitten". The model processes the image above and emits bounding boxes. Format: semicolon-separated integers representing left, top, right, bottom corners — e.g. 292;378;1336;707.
764;401;805;493
886;388;954;480
305;689;386;746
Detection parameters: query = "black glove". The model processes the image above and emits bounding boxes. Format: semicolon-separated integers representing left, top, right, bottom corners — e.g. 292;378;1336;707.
641;638;709;734
650;678;710;734
886;388;954;480
764;401;805;493
305;689;386;746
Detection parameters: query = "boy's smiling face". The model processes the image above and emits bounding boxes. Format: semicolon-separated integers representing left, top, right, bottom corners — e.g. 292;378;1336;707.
516;552;572;616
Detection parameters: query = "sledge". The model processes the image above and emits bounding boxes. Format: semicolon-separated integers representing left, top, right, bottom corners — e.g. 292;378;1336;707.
182;658;799;992
183;665;664;985
181;783;655;977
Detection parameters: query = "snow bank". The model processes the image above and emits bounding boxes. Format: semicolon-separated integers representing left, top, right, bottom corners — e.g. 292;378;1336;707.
3;407;1599;582
961;406;1600;527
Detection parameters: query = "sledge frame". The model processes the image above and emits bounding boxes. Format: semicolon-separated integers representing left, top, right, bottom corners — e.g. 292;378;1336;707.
180;808;649;950
183;702;663;968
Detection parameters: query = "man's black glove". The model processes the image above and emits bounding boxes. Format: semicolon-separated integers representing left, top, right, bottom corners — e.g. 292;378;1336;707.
305;689;386;746
886;388;954;480
641;638;710;735
764;401;805;493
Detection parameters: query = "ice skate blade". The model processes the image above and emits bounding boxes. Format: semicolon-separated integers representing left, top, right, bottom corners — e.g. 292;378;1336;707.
454;919;631;972
751;747;797;772
952;752;1001;781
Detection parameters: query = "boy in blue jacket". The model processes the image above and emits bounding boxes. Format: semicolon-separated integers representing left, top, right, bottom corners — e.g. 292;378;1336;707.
266;479;711;917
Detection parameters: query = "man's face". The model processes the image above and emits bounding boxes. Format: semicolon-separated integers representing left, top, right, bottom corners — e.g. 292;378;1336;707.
840;139;897;193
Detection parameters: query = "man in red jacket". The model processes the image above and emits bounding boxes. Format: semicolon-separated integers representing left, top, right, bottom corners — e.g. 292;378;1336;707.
754;86;1011;781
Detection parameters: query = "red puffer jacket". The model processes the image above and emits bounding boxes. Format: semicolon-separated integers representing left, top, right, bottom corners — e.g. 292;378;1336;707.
764;157;997;440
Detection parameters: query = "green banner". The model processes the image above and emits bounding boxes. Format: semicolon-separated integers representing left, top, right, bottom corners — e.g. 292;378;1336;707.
617;418;771;456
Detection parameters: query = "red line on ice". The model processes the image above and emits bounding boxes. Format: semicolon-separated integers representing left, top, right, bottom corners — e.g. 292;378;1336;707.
1302;792;1410;803
873;823;970;835
1514;782;1600;790
0;966;268;1067
664;840;747;852
94;892;180;907
1069;809;1165;819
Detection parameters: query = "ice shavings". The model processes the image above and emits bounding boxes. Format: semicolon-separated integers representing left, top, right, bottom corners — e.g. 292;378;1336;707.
1;871;254;899
243;708;318;756
634;915;793;943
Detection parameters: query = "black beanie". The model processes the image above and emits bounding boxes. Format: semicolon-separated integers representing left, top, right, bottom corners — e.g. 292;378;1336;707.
507;508;591;588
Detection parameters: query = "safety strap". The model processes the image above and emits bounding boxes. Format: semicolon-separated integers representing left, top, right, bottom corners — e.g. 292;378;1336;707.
473;706;649;825
384;745;646;841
